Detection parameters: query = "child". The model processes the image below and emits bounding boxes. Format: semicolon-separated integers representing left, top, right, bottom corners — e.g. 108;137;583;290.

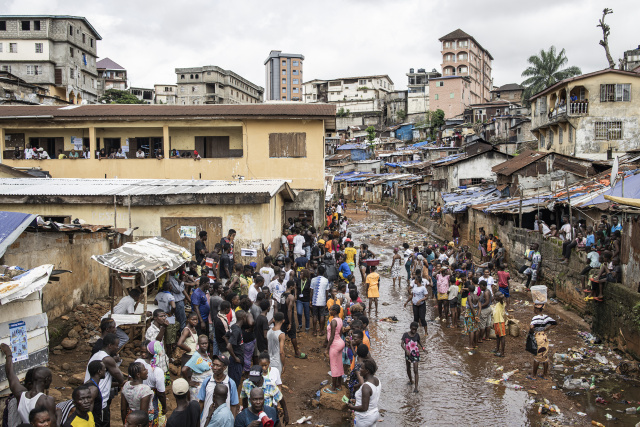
581;246;601;291
436;266;450;321
493;292;507;357
365;265;380;317
496;265;511;309
401;322;425;393
590;251;612;301
448;276;459;328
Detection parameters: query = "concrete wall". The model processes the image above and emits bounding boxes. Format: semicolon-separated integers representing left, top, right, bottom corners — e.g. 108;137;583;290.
2;230;111;319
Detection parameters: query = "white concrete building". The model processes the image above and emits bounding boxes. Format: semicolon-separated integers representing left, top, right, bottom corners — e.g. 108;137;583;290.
154;84;177;104
406;68;441;122
303;75;394;114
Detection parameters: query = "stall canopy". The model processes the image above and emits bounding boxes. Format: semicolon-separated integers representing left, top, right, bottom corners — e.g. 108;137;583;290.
91;237;192;286
0;264;54;305
0;211;37;259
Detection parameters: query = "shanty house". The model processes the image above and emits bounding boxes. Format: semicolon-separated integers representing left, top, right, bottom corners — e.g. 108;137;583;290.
430;145;511;191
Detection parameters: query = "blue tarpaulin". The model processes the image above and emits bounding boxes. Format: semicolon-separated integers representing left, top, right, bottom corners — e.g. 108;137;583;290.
0;211;37;258
579;172;640;207
442;187;501;213
384;160;422;168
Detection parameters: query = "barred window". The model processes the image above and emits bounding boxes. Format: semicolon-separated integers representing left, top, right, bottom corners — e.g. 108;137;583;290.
548;130;554;147
594;121;622;140
539;133;545;148
568;127;573;143
600;84;631;102
558;127;563;144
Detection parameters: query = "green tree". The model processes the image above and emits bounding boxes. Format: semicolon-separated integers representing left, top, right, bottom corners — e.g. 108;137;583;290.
366;126;376;144
336;107;351;118
430;109;445;129
99;89;146;104
521;46;582;103
396;109;407;122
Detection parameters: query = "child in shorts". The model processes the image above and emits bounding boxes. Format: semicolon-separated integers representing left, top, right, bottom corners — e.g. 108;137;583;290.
448;276;459;328
496;265;511;309
493;292;507;357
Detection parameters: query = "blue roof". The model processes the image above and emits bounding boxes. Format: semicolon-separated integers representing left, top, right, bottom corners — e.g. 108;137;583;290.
0;211;37;258
411;141;433;148
336;143;368;150
581;172;640;206
431;153;463;164
442;187;501;213
385;160;422;168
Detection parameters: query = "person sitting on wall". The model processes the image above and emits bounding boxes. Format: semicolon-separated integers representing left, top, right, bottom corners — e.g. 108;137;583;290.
115;148;127;159
13;147;22;159
57;149;67;159
136;148;145;159
156;148;164;160
83;146;91;159
69;149;79;159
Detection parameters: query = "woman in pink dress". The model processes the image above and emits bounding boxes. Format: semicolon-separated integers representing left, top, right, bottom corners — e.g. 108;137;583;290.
324;304;346;393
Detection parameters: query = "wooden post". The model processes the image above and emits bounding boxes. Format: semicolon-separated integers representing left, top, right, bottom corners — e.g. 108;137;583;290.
113;195;117;229
128;195;132;229
519;188;523;228
565;173;573;239
142;277;148;339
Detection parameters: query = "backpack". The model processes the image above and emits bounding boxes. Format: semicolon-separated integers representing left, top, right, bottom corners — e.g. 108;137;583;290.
322;256;339;282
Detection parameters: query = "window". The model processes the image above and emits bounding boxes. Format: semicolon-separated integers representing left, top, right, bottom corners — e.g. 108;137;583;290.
1;65;11;73
359;79;367;85
269;133;307;157
195;74;199;79
69;47;74;57
35;43;43;53
435;94;439;100
90;38;94;47
600;84;631;102
194;136;239;158
69;68;75;79
181;74;185;79
26;65;41;75
444;41;450;48
537;98;546;115
190;74;193;79
594;121;623;140
568;127;573;143
180;86;185;93
450;92;455;98
292;70;299;75
69;25;73;36
282;96;286;100
292;78;299;84
293;88;299;93
282;87;286;93
282;60;286;65
282;69;286;75
21;21;30;31
539;133;545;149
559;126;563;144
292;60;299;66
282;78;286;84
9;43;17;53
548;130;554;146
0;21;6;31
470;178;483;185
34;21;41;31
0;44;2;53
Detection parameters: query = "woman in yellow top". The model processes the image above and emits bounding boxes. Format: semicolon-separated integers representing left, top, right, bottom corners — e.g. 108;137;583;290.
326;288;345;320
365;265;380;317
344;241;357;273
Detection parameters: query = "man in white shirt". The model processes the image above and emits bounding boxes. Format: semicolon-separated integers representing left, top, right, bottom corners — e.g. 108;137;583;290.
292;229;305;258
269;269;286;310
37;147;51;159
24;145;34;159
101;288;141;349
309;265;330;336
259;256;275;285
115;148;127;159
560;215;573;241
83;147;91;159
136;148;145;158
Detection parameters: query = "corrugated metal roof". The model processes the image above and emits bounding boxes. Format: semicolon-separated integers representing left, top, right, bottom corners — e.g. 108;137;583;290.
0;178;290;198
0;211;37;258
492;150;549;175
96;57;125;70
0;104;336;120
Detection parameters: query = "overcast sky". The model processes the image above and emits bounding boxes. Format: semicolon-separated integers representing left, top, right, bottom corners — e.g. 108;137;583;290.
7;0;640;91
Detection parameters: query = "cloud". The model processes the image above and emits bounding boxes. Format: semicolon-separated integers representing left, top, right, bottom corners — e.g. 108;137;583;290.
6;0;639;91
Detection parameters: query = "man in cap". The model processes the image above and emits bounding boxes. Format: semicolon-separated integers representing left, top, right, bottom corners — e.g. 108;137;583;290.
239;365;288;425
167;378;200;427
197;355;239;427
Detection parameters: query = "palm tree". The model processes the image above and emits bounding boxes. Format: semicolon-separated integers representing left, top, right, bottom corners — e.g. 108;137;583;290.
521;46;582;103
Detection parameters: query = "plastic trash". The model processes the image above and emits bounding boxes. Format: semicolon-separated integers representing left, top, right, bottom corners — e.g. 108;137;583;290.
552;364;566;371
594;353;608;364
530;285;547;304
502;369;518;381
450;371;462;376
576;412;587;416
563;376;590;390
553;353;568;362
626;407;637;414
320;380;329;387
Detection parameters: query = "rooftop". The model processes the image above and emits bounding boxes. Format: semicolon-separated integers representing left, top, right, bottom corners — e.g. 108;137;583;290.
491;150;596;177
492;83;523;92
264;50;305;65
97;58;126;71
529;68;640;101
0;178;295;202
439;28;493;60
0;104;336;121
0;15;102;39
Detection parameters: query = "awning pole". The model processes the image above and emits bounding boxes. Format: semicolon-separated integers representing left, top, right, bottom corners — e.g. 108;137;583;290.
114;195;117;229
565;173;573;239
519;187;523;228
142;276;148;339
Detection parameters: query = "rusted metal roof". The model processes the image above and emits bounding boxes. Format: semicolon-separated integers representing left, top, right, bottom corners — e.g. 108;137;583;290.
492;150;596;177
492;150;549;175
0;104;336;121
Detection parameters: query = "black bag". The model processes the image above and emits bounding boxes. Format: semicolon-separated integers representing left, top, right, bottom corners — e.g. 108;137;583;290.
518;265;528;274
526;332;538;355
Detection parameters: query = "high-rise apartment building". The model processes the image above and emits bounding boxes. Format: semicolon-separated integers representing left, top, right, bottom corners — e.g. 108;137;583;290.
0;15;101;104
264;50;304;101
439;29;493;105
175;66;263;105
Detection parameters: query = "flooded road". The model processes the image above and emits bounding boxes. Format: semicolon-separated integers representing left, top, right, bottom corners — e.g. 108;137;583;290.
348;208;533;426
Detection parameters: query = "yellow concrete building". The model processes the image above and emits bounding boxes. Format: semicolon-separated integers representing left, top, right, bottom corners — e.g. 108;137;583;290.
0;103;335;224
530;69;640;160
0;178;295;265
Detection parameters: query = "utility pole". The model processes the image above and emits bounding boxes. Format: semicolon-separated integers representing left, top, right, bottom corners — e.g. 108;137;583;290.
565;173;573;239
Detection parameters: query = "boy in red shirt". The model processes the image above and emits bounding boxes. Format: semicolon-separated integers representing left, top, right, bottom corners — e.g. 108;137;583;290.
496;265;511;309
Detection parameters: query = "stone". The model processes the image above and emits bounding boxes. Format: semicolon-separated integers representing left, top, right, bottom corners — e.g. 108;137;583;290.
61;338;78;350
73;325;82;333
62;363;71;371
319;390;348;411
53;350;62;355
54;345;63;351
47;388;62;399
68;373;85;386
61;316;70;321
67;329;79;339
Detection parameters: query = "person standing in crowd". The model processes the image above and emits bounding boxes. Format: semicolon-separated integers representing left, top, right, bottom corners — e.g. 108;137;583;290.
463;282;480;351
234;389;279;427
1;344;57;426
220;229;236;263
181;335;213;401
166;379;200;427
135;342;167;422
405;269;429;337
63;385;95;427
390;248;402;287
191;277;211;336
497;265;511;309
218;244;232;285
83;360;106;427
195;231;208;265
452;220;460;246
529;303;558;380
226;311;245;388
325;304;345;393
310;265;330;337
346;359;381;427
92;318;117;356
401;322;425;394
523;243;542;290
296;269;311;332
197;355;239;426
169;269;190;332
239;366;288;425
267;312;286;374
365;265;380;317
478;281;493;343
84;333;126;427
203;384;234;427
120;363;154;426
493;293;507;357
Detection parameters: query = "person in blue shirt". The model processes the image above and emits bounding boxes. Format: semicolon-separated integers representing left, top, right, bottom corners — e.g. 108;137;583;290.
191;277;211;336
338;254;351;280
585;226;595;248
197;355;239;427
610;216;623;234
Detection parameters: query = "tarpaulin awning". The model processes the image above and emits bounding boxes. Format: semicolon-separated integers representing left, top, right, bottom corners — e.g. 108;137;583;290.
0;264;54;305
604;195;640;208
442;186;502;213
0;211;37;259
92;237;191;286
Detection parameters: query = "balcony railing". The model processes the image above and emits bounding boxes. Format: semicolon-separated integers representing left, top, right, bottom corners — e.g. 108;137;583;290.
570;101;589;115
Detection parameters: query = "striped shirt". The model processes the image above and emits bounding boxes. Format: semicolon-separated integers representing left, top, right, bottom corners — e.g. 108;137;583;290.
530;314;557;332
